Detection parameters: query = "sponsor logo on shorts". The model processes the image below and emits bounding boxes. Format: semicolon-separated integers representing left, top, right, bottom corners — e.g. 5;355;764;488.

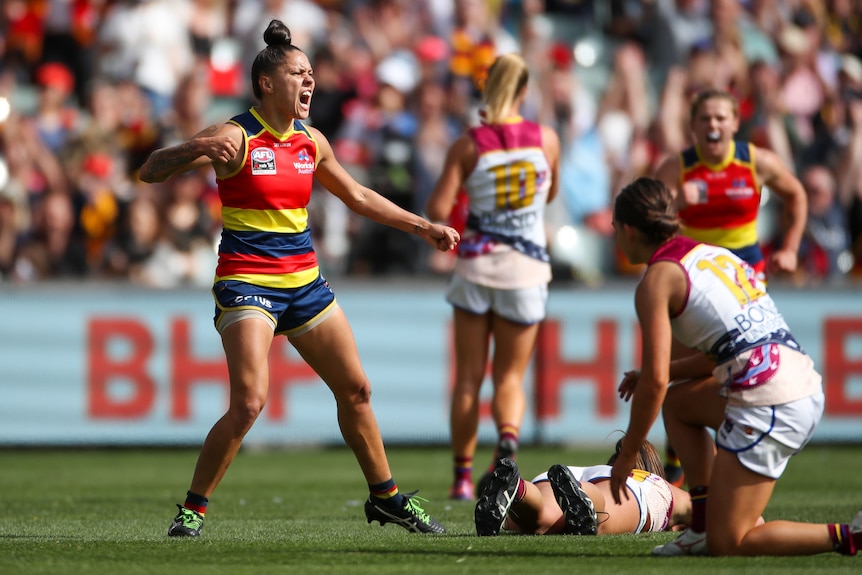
233;294;274;309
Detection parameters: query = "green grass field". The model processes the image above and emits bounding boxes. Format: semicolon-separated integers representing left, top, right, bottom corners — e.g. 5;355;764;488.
1;444;861;574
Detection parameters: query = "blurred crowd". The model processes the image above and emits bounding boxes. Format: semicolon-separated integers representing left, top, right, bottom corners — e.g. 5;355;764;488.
1;0;862;287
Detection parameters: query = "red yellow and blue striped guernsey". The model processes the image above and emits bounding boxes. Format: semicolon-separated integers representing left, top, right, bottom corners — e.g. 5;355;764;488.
678;140;763;268
215;108;320;289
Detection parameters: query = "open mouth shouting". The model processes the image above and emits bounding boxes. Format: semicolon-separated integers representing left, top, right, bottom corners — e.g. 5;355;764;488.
705;130;721;143
299;90;312;112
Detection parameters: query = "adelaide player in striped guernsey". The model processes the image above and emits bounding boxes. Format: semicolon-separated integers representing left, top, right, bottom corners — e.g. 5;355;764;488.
140;19;459;537
656;88;807;283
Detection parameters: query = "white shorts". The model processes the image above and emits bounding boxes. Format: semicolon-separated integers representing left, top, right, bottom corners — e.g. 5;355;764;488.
445;274;548;325
716;391;824;479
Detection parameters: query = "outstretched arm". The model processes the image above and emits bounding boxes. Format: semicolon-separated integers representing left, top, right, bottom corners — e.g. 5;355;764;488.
311;127;459;252
139;124;242;183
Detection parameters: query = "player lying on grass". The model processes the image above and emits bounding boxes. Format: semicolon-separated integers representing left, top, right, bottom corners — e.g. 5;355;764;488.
474;439;691;536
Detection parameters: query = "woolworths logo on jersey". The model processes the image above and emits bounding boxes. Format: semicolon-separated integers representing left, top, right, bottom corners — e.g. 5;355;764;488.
295;150;314;173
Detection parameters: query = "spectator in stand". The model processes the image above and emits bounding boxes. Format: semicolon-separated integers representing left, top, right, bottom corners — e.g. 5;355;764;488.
829;56;862;278
94;0;137;83
13;191;87;281
2;0;48;82
823;0;862;55
346;51;424;276
0;153;26;279
162;66;214;144
40;0;103;108
799;164;852;282
764;164;850;285
158;168;217;286
0;95;68;208
617;0;712;94
414;77;463;210
447;0;519;114
596;41;653;202
775;24;824;151
30;62;80;154
103;171;217;287
553;39;659;280
232;0;329;101
547;41;606;244
112;79;163;172
414;78;464;275
711;0;779;71
850;180;862;278
0;193;17;280
306;46;355;141
101;190;162;283
76;78;124;153
746;0;788;40
830;55;862;199
737;60;798;172
69;151;120;272
351;0;426;64
96;0;195;122
185;0;231;65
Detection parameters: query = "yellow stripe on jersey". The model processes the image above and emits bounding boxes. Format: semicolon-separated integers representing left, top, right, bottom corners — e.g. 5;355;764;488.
222;207;309;233
682;219;758;250
214;268;320;289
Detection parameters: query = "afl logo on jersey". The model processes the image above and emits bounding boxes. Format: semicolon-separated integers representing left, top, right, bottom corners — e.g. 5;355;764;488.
251;147;277;175
691;178;709;203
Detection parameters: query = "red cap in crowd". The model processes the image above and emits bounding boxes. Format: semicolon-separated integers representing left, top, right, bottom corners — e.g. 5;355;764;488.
36;62;74;94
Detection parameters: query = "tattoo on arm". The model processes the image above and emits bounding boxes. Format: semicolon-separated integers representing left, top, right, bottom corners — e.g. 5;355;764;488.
140;125;226;182
141;140;203;182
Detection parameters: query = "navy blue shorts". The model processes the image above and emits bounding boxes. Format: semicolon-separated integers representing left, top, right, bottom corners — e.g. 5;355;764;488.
212;276;337;337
